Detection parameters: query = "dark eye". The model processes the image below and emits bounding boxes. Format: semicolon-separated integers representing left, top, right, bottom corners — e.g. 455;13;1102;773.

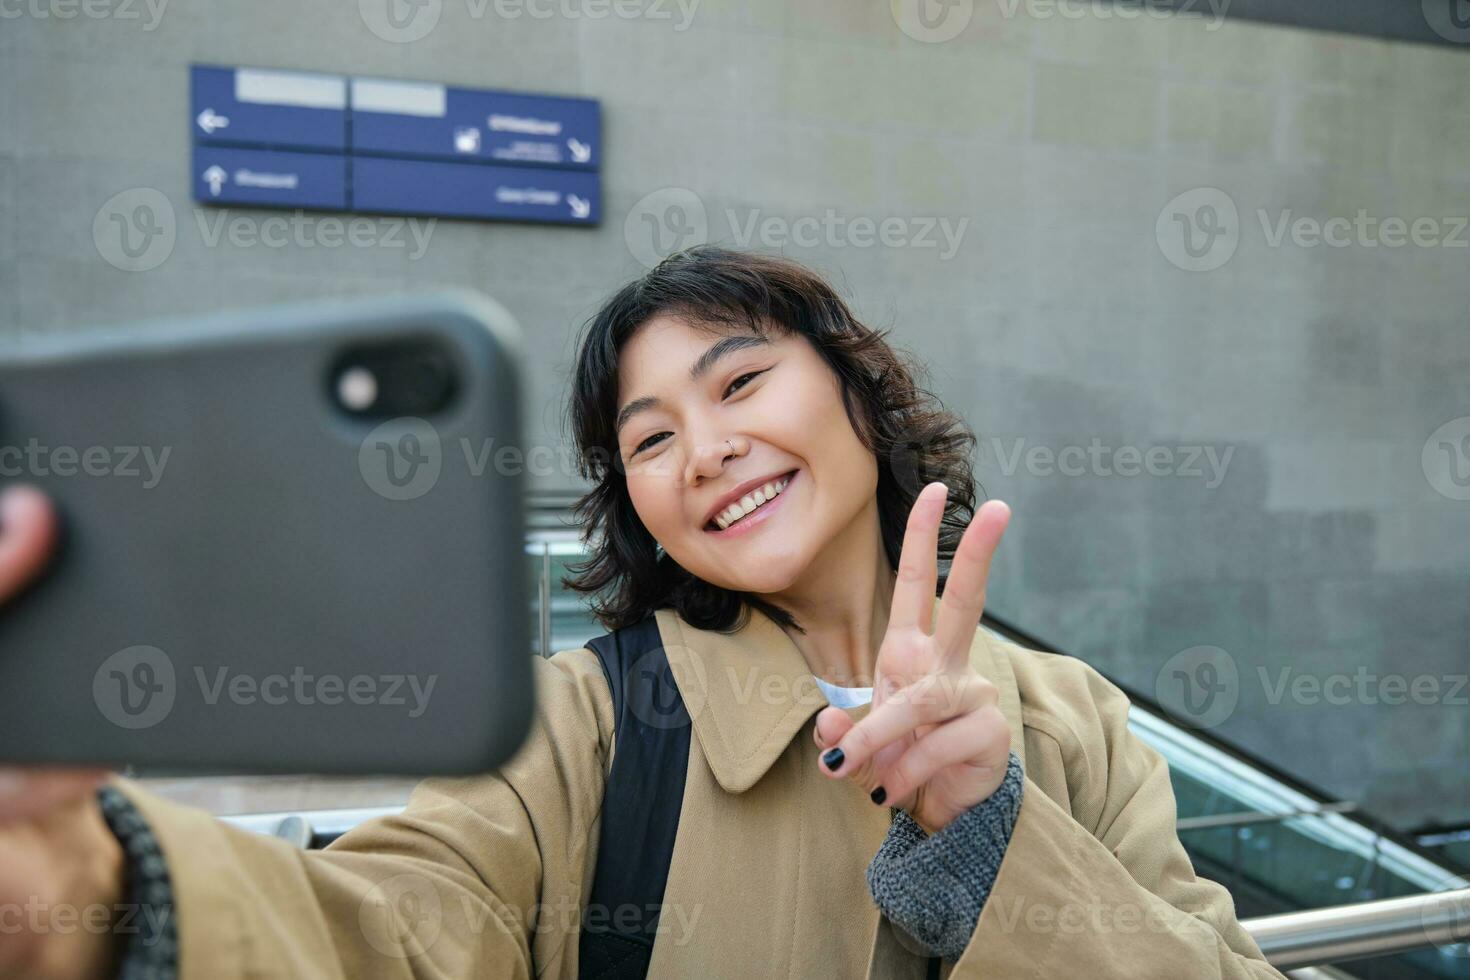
634;431;668;454
725;370;765;397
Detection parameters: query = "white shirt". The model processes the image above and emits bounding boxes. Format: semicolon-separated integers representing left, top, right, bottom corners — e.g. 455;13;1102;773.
812;675;874;708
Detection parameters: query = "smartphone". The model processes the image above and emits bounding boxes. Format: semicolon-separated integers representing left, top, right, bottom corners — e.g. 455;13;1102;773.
0;291;533;776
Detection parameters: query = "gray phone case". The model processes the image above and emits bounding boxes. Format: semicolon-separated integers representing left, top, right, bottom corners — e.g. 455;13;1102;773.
0;291;533;776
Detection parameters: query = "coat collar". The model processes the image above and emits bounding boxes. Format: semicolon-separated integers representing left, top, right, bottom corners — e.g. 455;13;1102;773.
655;603;1025;795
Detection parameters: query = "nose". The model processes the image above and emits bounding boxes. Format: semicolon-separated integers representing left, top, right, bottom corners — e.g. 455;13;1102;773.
681;437;737;488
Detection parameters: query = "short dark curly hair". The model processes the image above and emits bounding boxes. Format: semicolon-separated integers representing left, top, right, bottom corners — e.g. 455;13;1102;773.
561;245;982;636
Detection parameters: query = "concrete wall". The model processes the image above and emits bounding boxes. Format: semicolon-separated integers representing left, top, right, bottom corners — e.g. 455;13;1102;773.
3;0;1468;828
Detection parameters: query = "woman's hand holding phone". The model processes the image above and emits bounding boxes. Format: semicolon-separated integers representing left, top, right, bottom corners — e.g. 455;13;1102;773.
815;482;1013;836
0;485;124;980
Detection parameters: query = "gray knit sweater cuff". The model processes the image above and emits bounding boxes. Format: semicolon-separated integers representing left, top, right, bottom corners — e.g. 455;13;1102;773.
865;751;1025;961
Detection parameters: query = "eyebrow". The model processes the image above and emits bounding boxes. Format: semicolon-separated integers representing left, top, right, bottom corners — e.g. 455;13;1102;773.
616;334;772;435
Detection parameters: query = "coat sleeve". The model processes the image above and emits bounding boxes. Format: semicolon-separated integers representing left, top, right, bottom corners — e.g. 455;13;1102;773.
107;647;614;980
947;659;1287;979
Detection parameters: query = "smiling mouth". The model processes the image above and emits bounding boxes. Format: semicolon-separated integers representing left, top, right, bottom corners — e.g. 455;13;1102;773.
704;469;798;532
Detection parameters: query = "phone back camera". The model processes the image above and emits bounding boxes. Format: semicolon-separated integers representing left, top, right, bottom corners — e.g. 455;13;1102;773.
330;339;459;419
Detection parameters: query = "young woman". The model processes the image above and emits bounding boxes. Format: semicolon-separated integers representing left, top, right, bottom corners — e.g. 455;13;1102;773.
0;247;1284;979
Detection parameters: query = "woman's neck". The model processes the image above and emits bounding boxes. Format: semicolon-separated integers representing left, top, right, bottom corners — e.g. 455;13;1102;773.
769;496;896;688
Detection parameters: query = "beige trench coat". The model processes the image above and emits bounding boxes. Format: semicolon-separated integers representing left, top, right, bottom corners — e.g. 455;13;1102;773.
113;604;1287;978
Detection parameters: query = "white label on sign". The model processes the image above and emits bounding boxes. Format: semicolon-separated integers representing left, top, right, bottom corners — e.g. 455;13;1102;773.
235;169;300;190
488;114;561;136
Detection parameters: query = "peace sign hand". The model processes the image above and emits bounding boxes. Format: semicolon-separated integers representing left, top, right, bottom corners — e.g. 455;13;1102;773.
815;482;1012;836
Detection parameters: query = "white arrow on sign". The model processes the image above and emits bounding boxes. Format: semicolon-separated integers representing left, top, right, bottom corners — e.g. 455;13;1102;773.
196;108;230;134
202;165;228;197
567;138;591;164
568;194;590;220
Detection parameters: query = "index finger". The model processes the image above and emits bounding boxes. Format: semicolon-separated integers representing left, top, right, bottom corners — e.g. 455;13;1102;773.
887;482;947;634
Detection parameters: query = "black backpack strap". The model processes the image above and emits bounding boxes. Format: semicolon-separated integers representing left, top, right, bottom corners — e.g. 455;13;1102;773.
577;612;692;980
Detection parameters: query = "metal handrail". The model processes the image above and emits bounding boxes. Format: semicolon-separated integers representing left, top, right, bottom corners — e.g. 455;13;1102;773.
1176;801;1359;832
1243;887;1470;969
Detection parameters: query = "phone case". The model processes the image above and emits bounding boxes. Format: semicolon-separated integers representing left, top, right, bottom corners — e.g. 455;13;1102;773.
0;291;533;776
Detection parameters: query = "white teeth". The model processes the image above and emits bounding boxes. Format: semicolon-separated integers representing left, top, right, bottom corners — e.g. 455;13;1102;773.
714;475;791;530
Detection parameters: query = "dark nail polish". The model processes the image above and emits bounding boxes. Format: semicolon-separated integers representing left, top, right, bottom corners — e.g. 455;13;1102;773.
821;747;844;771
870;786;886;805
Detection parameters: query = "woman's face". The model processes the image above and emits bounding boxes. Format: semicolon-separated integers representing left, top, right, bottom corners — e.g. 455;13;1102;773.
616;315;878;595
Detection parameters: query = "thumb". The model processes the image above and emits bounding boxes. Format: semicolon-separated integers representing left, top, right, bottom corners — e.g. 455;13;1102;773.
813;705;855;750
0;484;58;601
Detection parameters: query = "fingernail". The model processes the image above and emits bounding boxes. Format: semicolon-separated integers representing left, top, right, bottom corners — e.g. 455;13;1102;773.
821;747;844;772
870;786;886;805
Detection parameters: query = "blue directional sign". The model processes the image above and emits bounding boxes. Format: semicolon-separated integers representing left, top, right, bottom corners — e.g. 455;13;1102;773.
192;146;348;210
189;64;600;226
190;65;347;152
350;78;600;170
353;158;599;225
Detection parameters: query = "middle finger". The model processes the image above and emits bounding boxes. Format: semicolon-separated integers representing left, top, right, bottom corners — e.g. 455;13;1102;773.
819;671;992;779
